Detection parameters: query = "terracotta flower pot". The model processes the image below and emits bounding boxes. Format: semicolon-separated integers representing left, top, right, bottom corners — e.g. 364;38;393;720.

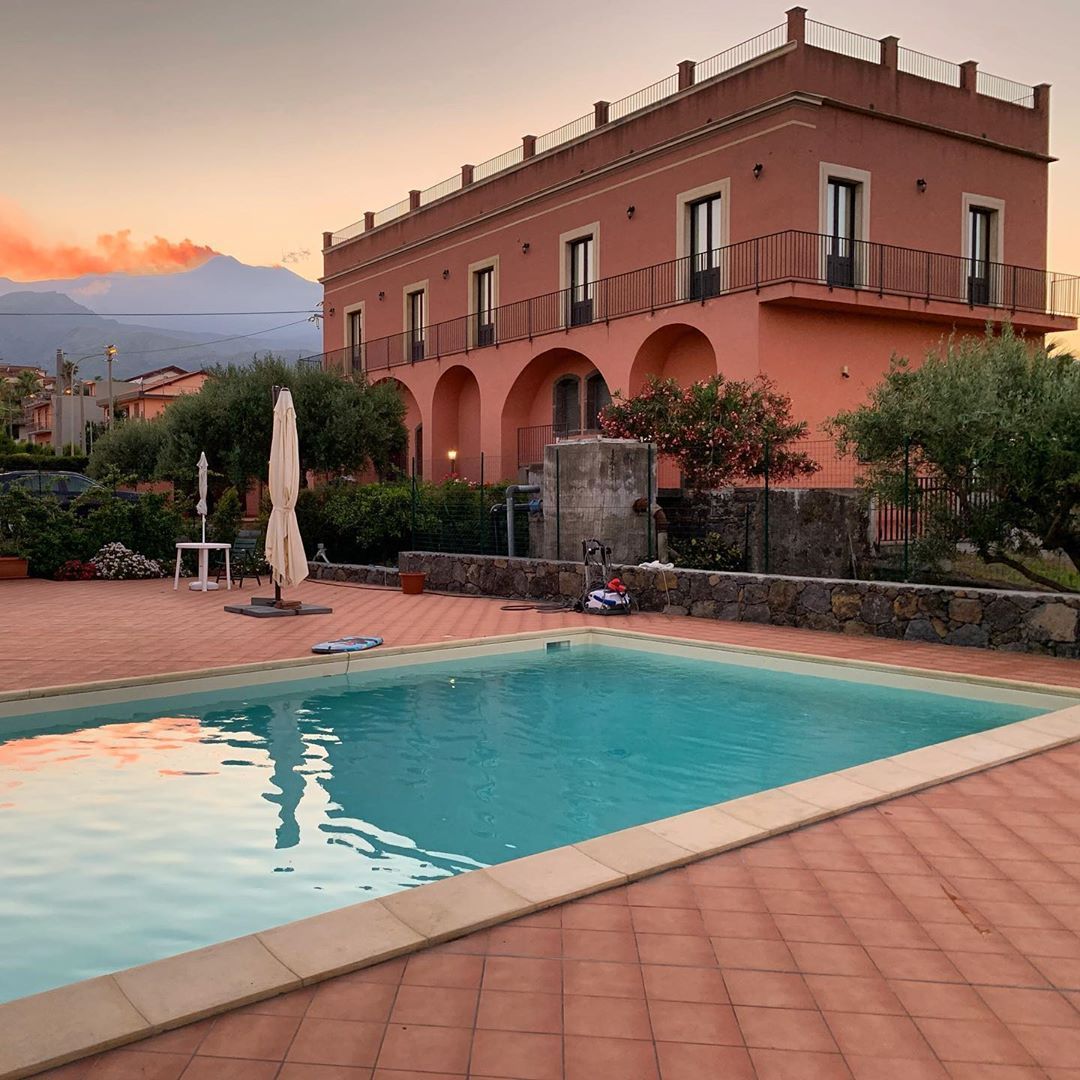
0;556;29;580
400;571;426;595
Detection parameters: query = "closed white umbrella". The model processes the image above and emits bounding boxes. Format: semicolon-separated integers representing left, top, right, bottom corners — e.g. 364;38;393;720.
195;452;209;544
264;387;308;597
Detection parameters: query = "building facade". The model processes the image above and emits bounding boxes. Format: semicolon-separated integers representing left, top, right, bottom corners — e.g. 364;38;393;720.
314;7;1077;483
97;366;208;424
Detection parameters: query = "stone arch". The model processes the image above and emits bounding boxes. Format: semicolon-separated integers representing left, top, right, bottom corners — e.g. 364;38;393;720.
430;365;482;480
500;347;608;471
628;323;717;394
374;376;423;477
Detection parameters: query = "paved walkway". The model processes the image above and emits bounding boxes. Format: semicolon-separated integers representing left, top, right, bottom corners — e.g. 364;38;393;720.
36;743;1080;1079
2;577;1079;693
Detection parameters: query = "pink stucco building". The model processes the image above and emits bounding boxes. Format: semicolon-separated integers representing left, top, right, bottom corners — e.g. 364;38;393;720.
314;8;1077;483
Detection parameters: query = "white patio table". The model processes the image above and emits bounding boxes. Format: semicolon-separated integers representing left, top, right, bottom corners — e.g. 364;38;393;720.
174;541;232;592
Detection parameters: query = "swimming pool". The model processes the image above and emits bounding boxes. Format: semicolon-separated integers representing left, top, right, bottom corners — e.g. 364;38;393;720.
0;636;1067;1003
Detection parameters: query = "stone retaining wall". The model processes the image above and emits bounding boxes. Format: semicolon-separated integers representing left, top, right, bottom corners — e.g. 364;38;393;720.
307;561;400;588
397;551;1080;658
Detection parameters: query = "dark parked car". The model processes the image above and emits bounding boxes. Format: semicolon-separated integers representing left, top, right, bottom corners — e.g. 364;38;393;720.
0;471;140;509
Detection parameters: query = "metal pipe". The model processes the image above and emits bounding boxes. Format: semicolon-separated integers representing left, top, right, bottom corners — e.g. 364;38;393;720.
505;484;540;558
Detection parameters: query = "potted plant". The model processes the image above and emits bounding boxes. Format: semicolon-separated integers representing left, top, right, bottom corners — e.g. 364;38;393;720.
400;570;426;595
0;539;29;580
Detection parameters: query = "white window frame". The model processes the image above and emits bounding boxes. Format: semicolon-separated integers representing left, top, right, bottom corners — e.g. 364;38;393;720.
402;279;428;359
818;162;871;286
962;193;1005;265
675;178;731;263
467;255;499;347
558;222;600;327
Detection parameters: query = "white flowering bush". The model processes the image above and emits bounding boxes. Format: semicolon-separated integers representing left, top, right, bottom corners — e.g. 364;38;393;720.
91;542;163;580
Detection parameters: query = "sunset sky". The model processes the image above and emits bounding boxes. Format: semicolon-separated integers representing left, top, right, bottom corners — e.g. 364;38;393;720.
3;0;1080;288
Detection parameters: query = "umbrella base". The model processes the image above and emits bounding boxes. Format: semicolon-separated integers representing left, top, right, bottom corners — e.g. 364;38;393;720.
225;600;333;618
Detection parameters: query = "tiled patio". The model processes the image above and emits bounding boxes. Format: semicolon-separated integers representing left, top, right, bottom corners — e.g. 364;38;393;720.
34;744;1080;1079
2;576;1080;693
5;576;1080;1078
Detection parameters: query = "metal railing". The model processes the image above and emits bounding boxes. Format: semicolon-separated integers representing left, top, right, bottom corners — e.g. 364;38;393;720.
610;75;679;122
977;70;1036;108
306;230;1079;375
516;424;605;468
897;47;961;87
696;24;788;82
805;18;882;64
328;19;1043;247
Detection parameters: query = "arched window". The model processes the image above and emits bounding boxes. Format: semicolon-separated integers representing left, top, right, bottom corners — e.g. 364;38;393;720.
585;373;611;431
552;376;581;436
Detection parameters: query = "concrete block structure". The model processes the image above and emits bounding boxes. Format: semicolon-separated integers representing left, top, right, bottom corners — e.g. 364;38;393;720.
312;8;1077;484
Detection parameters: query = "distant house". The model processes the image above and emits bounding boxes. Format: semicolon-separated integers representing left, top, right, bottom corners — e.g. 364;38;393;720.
98;366;208;423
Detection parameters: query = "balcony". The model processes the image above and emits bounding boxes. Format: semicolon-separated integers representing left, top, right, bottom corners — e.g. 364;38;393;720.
305;230;1079;375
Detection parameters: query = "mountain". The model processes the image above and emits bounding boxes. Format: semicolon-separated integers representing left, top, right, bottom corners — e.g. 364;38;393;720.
0;289;319;381
0;256;322;377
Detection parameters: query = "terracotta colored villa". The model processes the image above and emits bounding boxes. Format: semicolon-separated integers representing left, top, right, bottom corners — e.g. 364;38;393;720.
311;7;1077;481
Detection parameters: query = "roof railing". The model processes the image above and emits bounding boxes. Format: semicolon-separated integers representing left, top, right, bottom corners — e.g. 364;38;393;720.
328;16;1040;246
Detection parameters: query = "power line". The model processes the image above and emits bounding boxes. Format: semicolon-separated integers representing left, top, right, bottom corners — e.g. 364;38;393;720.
102;318;317;356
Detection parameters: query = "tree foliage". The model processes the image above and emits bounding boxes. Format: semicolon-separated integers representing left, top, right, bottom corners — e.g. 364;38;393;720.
87;357;408;494
829;327;1080;592
599;374;818;491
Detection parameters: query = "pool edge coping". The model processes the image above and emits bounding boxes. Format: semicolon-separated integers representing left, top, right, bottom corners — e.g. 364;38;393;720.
2;632;1079;1076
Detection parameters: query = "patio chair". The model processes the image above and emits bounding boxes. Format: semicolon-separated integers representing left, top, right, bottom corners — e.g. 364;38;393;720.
217;529;263;588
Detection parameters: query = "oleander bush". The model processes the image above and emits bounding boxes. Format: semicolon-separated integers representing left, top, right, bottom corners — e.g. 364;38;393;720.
91;542;163;580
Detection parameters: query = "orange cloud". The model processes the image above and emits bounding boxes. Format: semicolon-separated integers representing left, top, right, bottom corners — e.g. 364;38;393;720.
0;217;218;280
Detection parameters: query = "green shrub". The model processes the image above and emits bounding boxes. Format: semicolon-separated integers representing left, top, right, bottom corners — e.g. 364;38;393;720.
670;531;743;572
0;453;88;472
208;486;243;544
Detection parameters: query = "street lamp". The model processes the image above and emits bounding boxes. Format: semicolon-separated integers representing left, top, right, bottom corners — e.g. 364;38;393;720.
105;345;117;427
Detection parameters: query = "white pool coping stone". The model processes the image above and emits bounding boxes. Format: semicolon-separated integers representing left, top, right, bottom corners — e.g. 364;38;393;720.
2;627;1079;1078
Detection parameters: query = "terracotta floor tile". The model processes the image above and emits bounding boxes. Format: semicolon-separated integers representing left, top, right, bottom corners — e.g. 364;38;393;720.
236;988;315;1018
375;1024;471;1075
564;1035;659;1080
648;1000;741;1046
1009;1024;1080;1069
287;1019;385;1068
348;959;406;985
699;910;779;940
760;888;839;917
773;914;858;945
684;861;754;889
823;1012;935;1060
736;1005;837;1052
564;993;652;1039
483;956;562;994
845;917;936;950
389;985;477;1028
915;1017;1035;1065
830;893;912;922
476;990;563;1034
308;981;397;1022
751;867;822;892
85;1052;189;1079
198;1013;300;1060
469;1029;562;1080
788;941;878;977
866;946;965;983
562;959;645;998
805;974;905;1016
124;1019;214;1055
278;1067;375;1080
711;937;797;972
180;1059;282;1080
641;965;728;1004
1032;954;1080;990
843;1058;949;1080
626;880;697;909
723;969;814;1009
750;1048;854;1080
561;902;633;932
654;1042;755;1080
486;925;563;959
562;928;639;962
402;952;484;989
631;906;708;935
977;985;1080;1027
637;932;717;967
946;950;1051;988
942;1065;1045;1080
888;980;993;1021
921;920;1016;954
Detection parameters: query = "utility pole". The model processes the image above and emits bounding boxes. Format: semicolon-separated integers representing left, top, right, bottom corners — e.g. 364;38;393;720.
105;344;117;427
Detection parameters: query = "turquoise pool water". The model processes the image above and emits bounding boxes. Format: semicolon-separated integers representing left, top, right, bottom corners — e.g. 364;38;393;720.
0;643;1049;1002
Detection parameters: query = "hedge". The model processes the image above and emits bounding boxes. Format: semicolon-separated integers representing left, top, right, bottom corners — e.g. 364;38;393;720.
0;453;90;473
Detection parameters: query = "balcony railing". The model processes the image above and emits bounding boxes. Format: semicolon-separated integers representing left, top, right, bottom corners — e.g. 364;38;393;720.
305;230;1080;376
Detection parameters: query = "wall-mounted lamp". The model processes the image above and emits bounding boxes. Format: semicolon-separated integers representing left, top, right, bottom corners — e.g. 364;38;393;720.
841;365;851;379
378;290;385;301
448;448;458;475
916;178;927;193
442;268;450;280
626;205;635;220
521;242;530;254
752;163;763;179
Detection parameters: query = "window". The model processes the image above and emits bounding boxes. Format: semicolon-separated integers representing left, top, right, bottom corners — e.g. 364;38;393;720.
826;178;859;287
568;237;594;327
968;206;995;305
407;289;425;362
689;193;724;299
474;267;495;347
585;373;610;431
553;376;581;435
347;310;363;372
